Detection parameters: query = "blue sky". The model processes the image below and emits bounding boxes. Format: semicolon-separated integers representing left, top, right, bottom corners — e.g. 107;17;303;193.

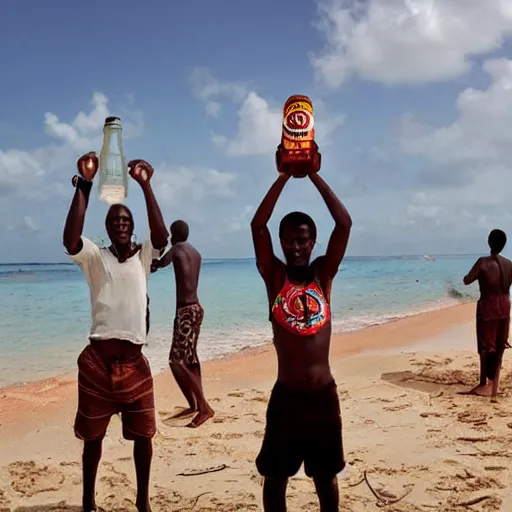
2;0;512;262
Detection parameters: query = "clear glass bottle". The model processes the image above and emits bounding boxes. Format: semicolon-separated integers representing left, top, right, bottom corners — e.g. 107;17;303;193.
98;116;128;204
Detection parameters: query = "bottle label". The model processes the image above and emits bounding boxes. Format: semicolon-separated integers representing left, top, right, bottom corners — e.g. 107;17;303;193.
100;184;126;205
281;95;315;151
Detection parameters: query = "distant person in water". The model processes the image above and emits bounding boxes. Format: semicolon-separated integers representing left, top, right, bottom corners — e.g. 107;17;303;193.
63;153;168;512
461;229;512;399
151;220;214;428
251;170;352;512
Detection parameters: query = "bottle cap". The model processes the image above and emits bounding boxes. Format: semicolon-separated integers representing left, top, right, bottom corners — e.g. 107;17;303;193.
104;116;121;127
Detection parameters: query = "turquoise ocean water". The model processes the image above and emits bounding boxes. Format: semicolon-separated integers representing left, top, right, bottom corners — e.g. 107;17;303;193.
0;255;479;387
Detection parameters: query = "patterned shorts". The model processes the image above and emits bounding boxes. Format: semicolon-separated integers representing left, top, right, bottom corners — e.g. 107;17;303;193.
169;303;204;365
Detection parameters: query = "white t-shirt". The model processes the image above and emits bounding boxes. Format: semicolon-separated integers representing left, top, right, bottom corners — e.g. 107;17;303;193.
69;236;154;345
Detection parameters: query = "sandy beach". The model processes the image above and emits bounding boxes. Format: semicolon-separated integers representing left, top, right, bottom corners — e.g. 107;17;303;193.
1;302;511;511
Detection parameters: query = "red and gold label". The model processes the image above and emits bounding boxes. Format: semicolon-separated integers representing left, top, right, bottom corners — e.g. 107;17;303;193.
281;95;315;150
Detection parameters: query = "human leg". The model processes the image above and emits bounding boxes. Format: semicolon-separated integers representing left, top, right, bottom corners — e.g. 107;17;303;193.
82;438;103;511
303;381;345;512
171;305;213;427
313;476;339;512
120;360;157;512
459;317;494;395
133;437;153;512
75;346;116;511
256;383;303;511
490;318;509;399
262;477;288;512
169;362;197;415
186;363;214;428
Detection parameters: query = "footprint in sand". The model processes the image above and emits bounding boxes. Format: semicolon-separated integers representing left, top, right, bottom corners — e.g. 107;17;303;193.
100;462;131;489
383;402;412;412
212;414;239;423
457;410;488;427
9;460;65;497
223;433;243;440
227;391;245;398
250;395;268;404
151;488;183;508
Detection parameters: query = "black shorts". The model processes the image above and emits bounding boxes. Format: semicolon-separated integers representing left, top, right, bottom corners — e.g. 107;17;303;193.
256;380;345;479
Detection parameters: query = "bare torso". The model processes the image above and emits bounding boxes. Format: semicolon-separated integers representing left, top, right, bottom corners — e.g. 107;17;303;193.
267;260;334;391
477;255;512;299
171;242;202;308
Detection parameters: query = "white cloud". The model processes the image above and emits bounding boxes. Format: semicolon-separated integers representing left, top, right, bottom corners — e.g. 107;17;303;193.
0;92;145;200
0;150;45;197
398;59;512;166
153;164;238;204
220;205;255;235
312;0;512;87
226;92;282;156
189;68;249;117
44;91;144;150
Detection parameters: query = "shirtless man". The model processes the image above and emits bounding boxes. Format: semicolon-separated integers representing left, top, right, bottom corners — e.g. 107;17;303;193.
461;229;512;398
251;170;352;512
151;220;214;428
63;153;168;512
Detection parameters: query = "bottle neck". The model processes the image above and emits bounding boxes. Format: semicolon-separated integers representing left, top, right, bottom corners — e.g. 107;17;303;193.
102;127;123;155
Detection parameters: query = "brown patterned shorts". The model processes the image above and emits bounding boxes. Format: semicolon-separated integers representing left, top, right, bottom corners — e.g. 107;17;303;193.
169;303;204;365
75;344;156;441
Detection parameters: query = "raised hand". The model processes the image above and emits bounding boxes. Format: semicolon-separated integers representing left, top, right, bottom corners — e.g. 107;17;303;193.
76;152;99;181
128;159;154;187
150;259;160;273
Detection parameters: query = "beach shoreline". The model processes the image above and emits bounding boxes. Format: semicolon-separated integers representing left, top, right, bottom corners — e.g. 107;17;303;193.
0;303;475;437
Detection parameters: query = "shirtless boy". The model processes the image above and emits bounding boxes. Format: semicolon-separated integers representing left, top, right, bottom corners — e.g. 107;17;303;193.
152;220;214;428
462;229;512;398
251;170;352;512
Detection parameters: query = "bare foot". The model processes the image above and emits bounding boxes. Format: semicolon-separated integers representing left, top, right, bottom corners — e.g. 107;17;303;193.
457;383;488;395
187;407;215;428
136;499;152;512
464;384;493;397
171;407;197;419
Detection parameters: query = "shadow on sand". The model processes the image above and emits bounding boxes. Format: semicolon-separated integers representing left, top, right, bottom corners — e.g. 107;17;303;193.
381;370;456;394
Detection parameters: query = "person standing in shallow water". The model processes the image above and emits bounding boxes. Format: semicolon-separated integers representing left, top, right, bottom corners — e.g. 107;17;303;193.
151;220;214;428
63;153;168;512
251;170;352;512
461;229;512;399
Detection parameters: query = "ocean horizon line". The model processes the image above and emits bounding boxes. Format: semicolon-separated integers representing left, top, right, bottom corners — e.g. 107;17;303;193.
0;253;480;266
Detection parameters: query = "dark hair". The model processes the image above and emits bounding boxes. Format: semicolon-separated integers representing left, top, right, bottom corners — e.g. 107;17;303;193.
105;204;134;229
171;219;189;242
279;211;317;240
488;229;507;254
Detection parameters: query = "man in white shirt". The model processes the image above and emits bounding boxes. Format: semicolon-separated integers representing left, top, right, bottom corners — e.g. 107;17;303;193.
63;153;168;512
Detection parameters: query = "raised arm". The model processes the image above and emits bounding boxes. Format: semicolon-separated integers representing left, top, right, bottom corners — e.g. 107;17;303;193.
63;152;98;255
310;173;352;278
463;258;481;285
151;247;174;273
250;174;290;280
128;160;169;250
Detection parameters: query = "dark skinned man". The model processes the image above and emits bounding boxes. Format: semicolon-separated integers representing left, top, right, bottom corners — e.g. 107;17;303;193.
151;220;214;428
63;152;168;512
461;229;512;399
251;168;352;512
